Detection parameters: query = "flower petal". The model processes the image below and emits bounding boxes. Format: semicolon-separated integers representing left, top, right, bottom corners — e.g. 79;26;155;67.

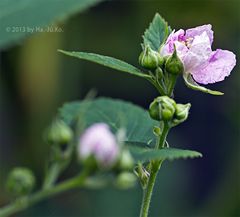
185;24;214;44
160;29;185;56
174;41;188;60
192;49;236;84
79;123;119;166
183;31;212;72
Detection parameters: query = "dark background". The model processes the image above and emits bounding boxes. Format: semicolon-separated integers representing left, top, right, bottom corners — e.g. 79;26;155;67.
0;0;239;216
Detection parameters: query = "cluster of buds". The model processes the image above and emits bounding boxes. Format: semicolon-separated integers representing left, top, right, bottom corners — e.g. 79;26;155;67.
6;167;35;196
77;123;137;189
149;96;191;127
139;44;184;79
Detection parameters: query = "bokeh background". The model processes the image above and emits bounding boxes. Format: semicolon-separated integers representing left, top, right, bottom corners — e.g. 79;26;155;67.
0;0;239;216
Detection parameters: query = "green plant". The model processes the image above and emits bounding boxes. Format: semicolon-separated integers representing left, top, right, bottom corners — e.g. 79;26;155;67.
0;13;236;217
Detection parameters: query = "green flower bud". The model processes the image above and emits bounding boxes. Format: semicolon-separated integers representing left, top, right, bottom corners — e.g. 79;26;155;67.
115;172;137;189
153;126;161;137
134;164;149;189
47;120;73;145
149;96;176;121
6;167;35;196
118;149;134;171
165;47;184;75
172;103;191;126
139;45;159;69
149;100;160;121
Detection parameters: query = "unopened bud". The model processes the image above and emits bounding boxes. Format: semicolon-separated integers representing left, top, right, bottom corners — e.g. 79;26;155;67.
165;47;184;75
115;172;137;189
47;120;73;145
149;96;176;121
139;45;159;69
153;126;161;137
7;168;35;196
172;103;191;126
118;149;134;171
78;123;119;169
134;164;149;189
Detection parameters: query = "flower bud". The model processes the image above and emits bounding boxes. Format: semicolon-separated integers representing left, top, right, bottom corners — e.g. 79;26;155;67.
172;103;191;126
6;167;35;196
165;47;184;75
47;120;73;145
115;172;137;189
78;123;119;168
149;96;176;121
139;45;159;69
118;149;134;171
153;126;161;137
134;164;149;189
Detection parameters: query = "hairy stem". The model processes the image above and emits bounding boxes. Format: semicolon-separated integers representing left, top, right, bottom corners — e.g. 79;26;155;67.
0;169;90;217
139;161;162;217
139;123;169;217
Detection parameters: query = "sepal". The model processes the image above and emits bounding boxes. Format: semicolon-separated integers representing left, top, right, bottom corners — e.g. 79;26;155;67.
183;73;224;95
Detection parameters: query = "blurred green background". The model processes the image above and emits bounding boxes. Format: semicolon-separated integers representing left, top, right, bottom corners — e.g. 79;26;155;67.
0;0;239;216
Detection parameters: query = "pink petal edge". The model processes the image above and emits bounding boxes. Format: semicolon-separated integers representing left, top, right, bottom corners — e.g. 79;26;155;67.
185;24;214;45
192;49;236;84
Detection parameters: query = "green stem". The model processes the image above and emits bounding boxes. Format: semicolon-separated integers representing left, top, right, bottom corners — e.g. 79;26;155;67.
139;123;169;217
0;169;90;217
147;78;166;96
167;75;178;97
139;161;162;217
157;122;169;149
43;139;74;189
43;163;62;189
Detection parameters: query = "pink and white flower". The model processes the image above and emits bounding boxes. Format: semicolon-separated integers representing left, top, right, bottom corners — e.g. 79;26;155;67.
161;24;236;84
78;123;119;167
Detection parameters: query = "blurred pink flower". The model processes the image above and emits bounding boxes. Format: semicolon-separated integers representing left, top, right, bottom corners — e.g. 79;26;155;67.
161;25;236;84
78;123;119;167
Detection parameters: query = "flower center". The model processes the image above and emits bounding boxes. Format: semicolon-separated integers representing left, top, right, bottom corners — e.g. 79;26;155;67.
185;37;194;48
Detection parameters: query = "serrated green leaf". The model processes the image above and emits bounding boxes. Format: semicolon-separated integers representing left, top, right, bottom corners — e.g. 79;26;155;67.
59;98;202;162
59;97;157;144
58;50;151;79
129;146;202;162
183;73;224;96
143;13;171;51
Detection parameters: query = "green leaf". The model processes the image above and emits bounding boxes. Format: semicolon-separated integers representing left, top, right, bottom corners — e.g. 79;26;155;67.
58;50;151;79
59;97;202;162
0;0;102;49
183;73;224;96
59;97;157;144
143;13;171;51
129;146;202;162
